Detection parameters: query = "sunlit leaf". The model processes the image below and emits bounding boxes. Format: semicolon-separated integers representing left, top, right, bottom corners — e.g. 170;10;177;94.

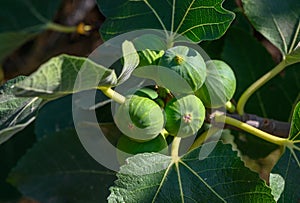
12;54;118;99
0;76;42;144
109;141;274;202
12;40;139;99
116;40;140;84
98;0;235;42
269;173;285;202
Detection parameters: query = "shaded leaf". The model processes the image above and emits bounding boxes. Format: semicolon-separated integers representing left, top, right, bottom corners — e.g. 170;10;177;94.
0;77;42;144
109;141;274;202
8;129;116;203
98;0;235;42
0;180;21;201
34;95;75;139
222;28;300;121
35;92;112;140
272;150;300;203
12;54;118;99
242;0;300;56
0;0;62;62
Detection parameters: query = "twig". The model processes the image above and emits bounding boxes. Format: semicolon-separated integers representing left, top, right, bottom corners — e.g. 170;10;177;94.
206;111;290;138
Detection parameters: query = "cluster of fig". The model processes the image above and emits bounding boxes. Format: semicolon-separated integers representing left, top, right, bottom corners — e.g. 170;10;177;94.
114;45;236;161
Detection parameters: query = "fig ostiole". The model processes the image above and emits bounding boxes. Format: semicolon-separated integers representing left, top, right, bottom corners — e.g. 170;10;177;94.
114;95;165;142
195;60;236;108
158;46;207;93
164;95;205;138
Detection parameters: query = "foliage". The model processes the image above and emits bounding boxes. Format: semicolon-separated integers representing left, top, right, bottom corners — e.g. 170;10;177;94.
0;0;299;202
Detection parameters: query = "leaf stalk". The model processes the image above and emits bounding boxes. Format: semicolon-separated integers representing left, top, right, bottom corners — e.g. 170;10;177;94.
98;87;126;104
237;60;287;115
171;137;181;162
46;22;77;33
214;113;291;147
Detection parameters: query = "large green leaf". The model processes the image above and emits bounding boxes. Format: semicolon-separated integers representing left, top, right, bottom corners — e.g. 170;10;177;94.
222;28;300;121
12;40;139;99
109;141;275;202
0;0;62;62
12;54;118;99
242;0;300;57
0;76;42;144
8;129;116;203
98;0;235;42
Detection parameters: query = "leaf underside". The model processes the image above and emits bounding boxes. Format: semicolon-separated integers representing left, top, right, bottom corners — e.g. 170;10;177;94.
242;0;300;56
0;76;42;144
12;54;118;99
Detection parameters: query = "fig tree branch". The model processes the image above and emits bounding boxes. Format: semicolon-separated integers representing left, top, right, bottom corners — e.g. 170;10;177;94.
206;111;290;138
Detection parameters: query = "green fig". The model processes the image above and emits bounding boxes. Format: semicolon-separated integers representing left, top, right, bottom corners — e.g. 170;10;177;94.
158;46;206;93
114;95;164;142
116;134;168;164
195;60;236;108
165;95;205;138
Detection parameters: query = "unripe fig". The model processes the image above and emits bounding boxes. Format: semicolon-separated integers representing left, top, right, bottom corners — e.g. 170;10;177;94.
114;95;164;142
133;87;158;100
158;46;206;93
165;95;205;138
195;60;236;108
117;134;168;164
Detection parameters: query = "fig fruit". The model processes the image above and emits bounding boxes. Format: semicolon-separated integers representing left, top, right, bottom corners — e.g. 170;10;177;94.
158;46;206;93
116;134;168;164
195;60;236;108
114;95;164;142
165;95;205;138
